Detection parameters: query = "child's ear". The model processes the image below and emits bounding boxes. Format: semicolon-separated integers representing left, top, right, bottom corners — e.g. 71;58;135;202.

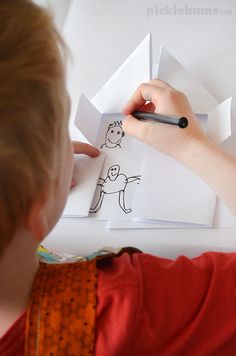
25;199;47;243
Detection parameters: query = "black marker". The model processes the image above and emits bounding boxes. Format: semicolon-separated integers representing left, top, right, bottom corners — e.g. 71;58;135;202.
132;111;188;129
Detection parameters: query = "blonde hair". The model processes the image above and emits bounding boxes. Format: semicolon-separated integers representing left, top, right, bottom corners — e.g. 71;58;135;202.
0;0;69;253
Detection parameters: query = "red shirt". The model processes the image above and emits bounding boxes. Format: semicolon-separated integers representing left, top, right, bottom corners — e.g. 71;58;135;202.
1;251;236;355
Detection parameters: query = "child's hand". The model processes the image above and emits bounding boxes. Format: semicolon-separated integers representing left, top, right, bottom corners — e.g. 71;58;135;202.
123;79;236;217
70;141;100;188
122;79;207;163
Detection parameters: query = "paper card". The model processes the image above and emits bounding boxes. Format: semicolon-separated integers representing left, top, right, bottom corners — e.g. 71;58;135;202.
132;114;215;227
95;113;133;151
70;35;232;227
107;220;206;230
208;97;232;144
89;130;143;220
89;155;142;220
62;152;105;217
133;147;216;226
92;34;151;113
72;34;152;221
157;46;219;113
214;198;236;228
74;94;102;146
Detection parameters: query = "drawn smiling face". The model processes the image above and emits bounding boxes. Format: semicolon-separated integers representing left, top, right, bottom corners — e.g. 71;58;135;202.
106;125;124;145
108;165;120;181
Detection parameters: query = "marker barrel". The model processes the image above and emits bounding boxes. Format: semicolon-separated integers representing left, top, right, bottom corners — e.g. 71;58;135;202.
132;111;188;129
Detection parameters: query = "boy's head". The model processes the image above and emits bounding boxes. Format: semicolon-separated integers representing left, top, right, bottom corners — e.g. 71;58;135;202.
106;121;125;145
0;0;73;255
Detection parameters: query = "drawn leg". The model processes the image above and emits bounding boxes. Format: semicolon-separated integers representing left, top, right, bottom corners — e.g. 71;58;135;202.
90;191;105;213
118;190;132;214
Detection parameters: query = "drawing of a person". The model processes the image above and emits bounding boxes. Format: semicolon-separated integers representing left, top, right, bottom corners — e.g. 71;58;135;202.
90;164;141;214
100;121;125;149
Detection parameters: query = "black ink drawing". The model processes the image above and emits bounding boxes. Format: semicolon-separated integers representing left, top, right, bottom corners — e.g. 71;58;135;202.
100;121;125;149
90;164;141;214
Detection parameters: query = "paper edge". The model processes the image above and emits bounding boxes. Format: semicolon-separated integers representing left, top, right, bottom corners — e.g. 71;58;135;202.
157;46;219;113
91;33;151;112
208;97;232;144
74;93;101;145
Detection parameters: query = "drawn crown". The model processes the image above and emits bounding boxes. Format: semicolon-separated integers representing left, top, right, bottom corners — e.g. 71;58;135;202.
108;121;123;129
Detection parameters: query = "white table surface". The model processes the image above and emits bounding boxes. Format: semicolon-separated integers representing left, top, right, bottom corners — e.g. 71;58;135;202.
42;0;236;258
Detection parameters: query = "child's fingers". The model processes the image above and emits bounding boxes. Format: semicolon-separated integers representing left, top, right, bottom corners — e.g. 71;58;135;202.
122;115;151;142
73;141;100;157
122;83;164;115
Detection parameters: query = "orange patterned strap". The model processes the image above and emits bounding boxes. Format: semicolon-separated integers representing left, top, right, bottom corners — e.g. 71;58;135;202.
24;259;97;356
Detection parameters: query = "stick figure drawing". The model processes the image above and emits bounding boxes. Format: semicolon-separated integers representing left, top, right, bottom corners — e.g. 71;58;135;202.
100;121;125;149
90;164;141;214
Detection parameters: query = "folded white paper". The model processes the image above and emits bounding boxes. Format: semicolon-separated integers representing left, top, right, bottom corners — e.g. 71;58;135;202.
208;97;232;144
67;34;232;229
62;152;105;217
92;34;151;113
157;46;219;113
133;146;216;226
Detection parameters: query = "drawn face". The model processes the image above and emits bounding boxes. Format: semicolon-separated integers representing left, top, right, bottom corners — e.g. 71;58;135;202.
108;165;120;180
106;125;124;144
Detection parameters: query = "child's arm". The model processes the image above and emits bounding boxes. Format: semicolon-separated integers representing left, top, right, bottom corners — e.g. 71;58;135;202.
122;79;236;216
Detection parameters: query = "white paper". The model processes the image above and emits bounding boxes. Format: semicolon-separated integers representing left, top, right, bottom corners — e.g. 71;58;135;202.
107;220;206;230
72;34;151;221
92;34;151;113
208;97;232;144
157;46;219;113
62;152;105;217
133;146;216;226
89;114;143;220
214;198;236;228
69;35;232;229
75;94;102;146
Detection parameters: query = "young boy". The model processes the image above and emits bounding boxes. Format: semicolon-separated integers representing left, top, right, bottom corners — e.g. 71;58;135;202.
0;1;236;355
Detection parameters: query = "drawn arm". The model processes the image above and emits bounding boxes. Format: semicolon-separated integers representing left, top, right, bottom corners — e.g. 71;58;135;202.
126;175;141;184
97;178;105;186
